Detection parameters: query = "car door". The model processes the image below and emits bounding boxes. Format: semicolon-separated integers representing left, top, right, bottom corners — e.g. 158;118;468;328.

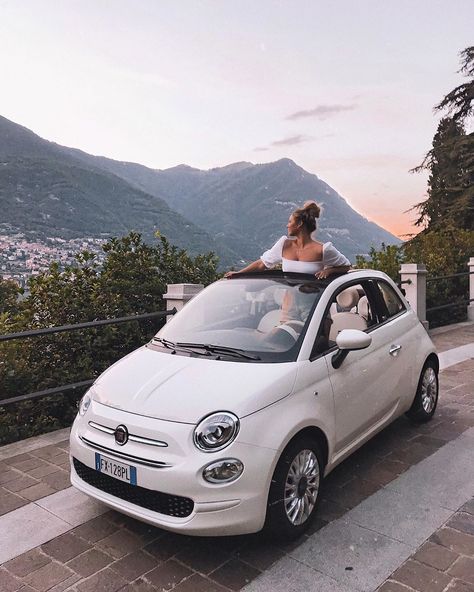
319;280;408;457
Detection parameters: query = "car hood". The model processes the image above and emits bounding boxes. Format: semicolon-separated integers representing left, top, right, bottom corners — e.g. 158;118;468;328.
92;345;297;424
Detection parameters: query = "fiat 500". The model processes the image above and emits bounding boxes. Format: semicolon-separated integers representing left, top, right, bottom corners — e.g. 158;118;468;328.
70;270;439;538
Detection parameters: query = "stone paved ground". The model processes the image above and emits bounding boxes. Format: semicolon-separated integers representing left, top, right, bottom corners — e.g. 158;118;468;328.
0;323;472;592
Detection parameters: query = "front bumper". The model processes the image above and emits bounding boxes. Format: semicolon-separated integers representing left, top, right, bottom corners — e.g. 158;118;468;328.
69;402;276;536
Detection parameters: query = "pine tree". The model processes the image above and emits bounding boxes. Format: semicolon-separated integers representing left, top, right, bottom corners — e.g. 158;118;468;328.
412;47;473;231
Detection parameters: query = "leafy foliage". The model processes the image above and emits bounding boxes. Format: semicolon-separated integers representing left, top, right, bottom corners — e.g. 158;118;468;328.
0;232;219;444
412;47;474;231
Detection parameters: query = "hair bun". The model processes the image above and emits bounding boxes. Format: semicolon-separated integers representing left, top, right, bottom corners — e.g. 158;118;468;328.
303;200;321;219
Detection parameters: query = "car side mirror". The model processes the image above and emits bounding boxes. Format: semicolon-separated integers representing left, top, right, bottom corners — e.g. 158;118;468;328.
332;329;372;369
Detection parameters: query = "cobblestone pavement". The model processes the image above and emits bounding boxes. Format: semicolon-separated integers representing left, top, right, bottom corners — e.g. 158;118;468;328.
378;498;474;592
0;323;472;592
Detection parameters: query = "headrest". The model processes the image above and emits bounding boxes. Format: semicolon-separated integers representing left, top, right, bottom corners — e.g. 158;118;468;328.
336;287;360;309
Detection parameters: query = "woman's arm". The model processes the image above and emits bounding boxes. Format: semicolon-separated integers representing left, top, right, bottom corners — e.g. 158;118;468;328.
224;259;266;278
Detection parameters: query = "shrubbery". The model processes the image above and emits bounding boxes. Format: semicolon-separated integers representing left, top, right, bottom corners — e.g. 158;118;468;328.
0;232;220;444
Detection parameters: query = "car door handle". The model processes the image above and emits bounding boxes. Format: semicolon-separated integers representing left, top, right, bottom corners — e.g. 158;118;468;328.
389;344;402;356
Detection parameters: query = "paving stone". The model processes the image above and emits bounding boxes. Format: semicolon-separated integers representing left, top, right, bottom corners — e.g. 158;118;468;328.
36;487;106;526
0;469;22;485
175;540;231;574
290;519;413;592
448;512;474;536
3;475;38;493
41;470;71;491
242;555;353;592
173;573;230;592
376;582;415;591
23;561;75;592
0;567;22;592
71;515;119;543
46;572;81;592
391;559;451;592
66;548;113;577
346;488;452;546
412;541;459;571
431;528;474;556
0;489;28;515
42;532;91;562
12;458;46;473
235;538;284;571
120;578;163;592
76;567;128;592
109;550;157;580
145;559;192;590
28;465;63;480
32;446;66;461
144;533;192;562
329;478;380;510
3;454;34;466
461;499;474;516
3;548;52;577
18;483;57;502
96;530;143;559
445;579;474;592
210;559;261;591
449;556;474;585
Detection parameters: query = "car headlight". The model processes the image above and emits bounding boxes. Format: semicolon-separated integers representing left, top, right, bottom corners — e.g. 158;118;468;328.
78;392;92;416
193;412;240;452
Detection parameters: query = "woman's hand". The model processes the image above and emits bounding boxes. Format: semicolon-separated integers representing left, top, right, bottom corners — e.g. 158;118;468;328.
224;271;237;279
315;269;330;279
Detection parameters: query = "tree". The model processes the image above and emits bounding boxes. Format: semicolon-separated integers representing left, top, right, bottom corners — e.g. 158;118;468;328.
412;47;473;231
0;232;220;444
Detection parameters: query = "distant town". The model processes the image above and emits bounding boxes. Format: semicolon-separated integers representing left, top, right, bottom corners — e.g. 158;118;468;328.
0;232;106;289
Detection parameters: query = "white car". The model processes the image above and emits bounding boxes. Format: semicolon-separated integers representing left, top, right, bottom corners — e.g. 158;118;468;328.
70;270;439;539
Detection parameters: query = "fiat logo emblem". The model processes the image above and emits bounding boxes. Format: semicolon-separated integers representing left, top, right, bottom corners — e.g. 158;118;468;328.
114;425;129;446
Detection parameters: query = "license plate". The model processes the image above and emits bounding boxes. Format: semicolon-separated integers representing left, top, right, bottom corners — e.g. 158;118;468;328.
95;453;137;485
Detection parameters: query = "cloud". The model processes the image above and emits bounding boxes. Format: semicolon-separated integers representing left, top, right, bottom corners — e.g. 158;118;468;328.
272;134;313;147
286;104;356;121
253;134;313;152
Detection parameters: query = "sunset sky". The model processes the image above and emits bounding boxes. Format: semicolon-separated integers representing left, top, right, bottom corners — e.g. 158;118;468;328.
1;0;472;237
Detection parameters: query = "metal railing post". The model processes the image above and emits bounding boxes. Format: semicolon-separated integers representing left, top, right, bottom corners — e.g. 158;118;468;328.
400;263;428;330
163;284;203;321
469;257;474;322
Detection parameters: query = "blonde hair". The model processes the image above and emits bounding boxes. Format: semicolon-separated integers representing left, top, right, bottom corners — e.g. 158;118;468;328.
293;201;321;233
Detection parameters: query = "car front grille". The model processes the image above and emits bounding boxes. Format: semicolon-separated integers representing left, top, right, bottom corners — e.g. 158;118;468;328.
73;457;194;518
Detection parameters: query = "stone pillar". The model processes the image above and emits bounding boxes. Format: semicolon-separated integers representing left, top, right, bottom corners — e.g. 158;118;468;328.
400;263;428;330
163;284;204;322
468;257;474;322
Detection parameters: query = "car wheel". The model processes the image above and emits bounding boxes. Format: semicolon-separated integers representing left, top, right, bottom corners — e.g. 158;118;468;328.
406;360;439;423
265;436;324;539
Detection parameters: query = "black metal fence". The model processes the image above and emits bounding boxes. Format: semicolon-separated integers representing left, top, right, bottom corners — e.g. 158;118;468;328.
426;270;473;328
0;309;175;407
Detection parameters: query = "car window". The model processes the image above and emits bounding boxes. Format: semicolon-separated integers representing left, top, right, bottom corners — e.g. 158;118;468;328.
156;277;326;362
313;283;371;356
376;281;406;320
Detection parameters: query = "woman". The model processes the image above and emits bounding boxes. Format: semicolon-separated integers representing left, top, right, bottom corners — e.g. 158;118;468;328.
225;201;350;279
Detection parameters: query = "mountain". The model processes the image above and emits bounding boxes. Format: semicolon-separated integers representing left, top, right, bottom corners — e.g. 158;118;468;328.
0;116;237;264
61;147;401;261
0;115;400;267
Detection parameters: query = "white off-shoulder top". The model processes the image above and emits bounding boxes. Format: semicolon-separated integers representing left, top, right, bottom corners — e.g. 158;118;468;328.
260;236;350;273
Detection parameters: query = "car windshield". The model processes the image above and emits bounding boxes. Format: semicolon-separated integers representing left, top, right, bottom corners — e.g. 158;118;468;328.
154;275;327;362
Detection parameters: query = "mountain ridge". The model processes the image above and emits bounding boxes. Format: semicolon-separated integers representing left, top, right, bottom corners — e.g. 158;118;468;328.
0;114;401;266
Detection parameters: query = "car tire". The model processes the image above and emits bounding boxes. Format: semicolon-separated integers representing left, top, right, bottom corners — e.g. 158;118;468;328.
406;360;439;423
265;435;324;540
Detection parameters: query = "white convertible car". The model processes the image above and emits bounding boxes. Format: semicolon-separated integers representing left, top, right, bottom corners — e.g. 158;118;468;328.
70;270;439;538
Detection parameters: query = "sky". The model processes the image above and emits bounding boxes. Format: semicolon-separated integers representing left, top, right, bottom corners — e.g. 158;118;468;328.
1;0;472;238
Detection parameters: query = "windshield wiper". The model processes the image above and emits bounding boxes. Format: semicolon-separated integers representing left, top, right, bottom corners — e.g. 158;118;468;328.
176;342;261;360
153;337;213;356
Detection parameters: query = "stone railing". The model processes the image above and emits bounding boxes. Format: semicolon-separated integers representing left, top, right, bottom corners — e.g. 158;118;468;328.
164;258;474;330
